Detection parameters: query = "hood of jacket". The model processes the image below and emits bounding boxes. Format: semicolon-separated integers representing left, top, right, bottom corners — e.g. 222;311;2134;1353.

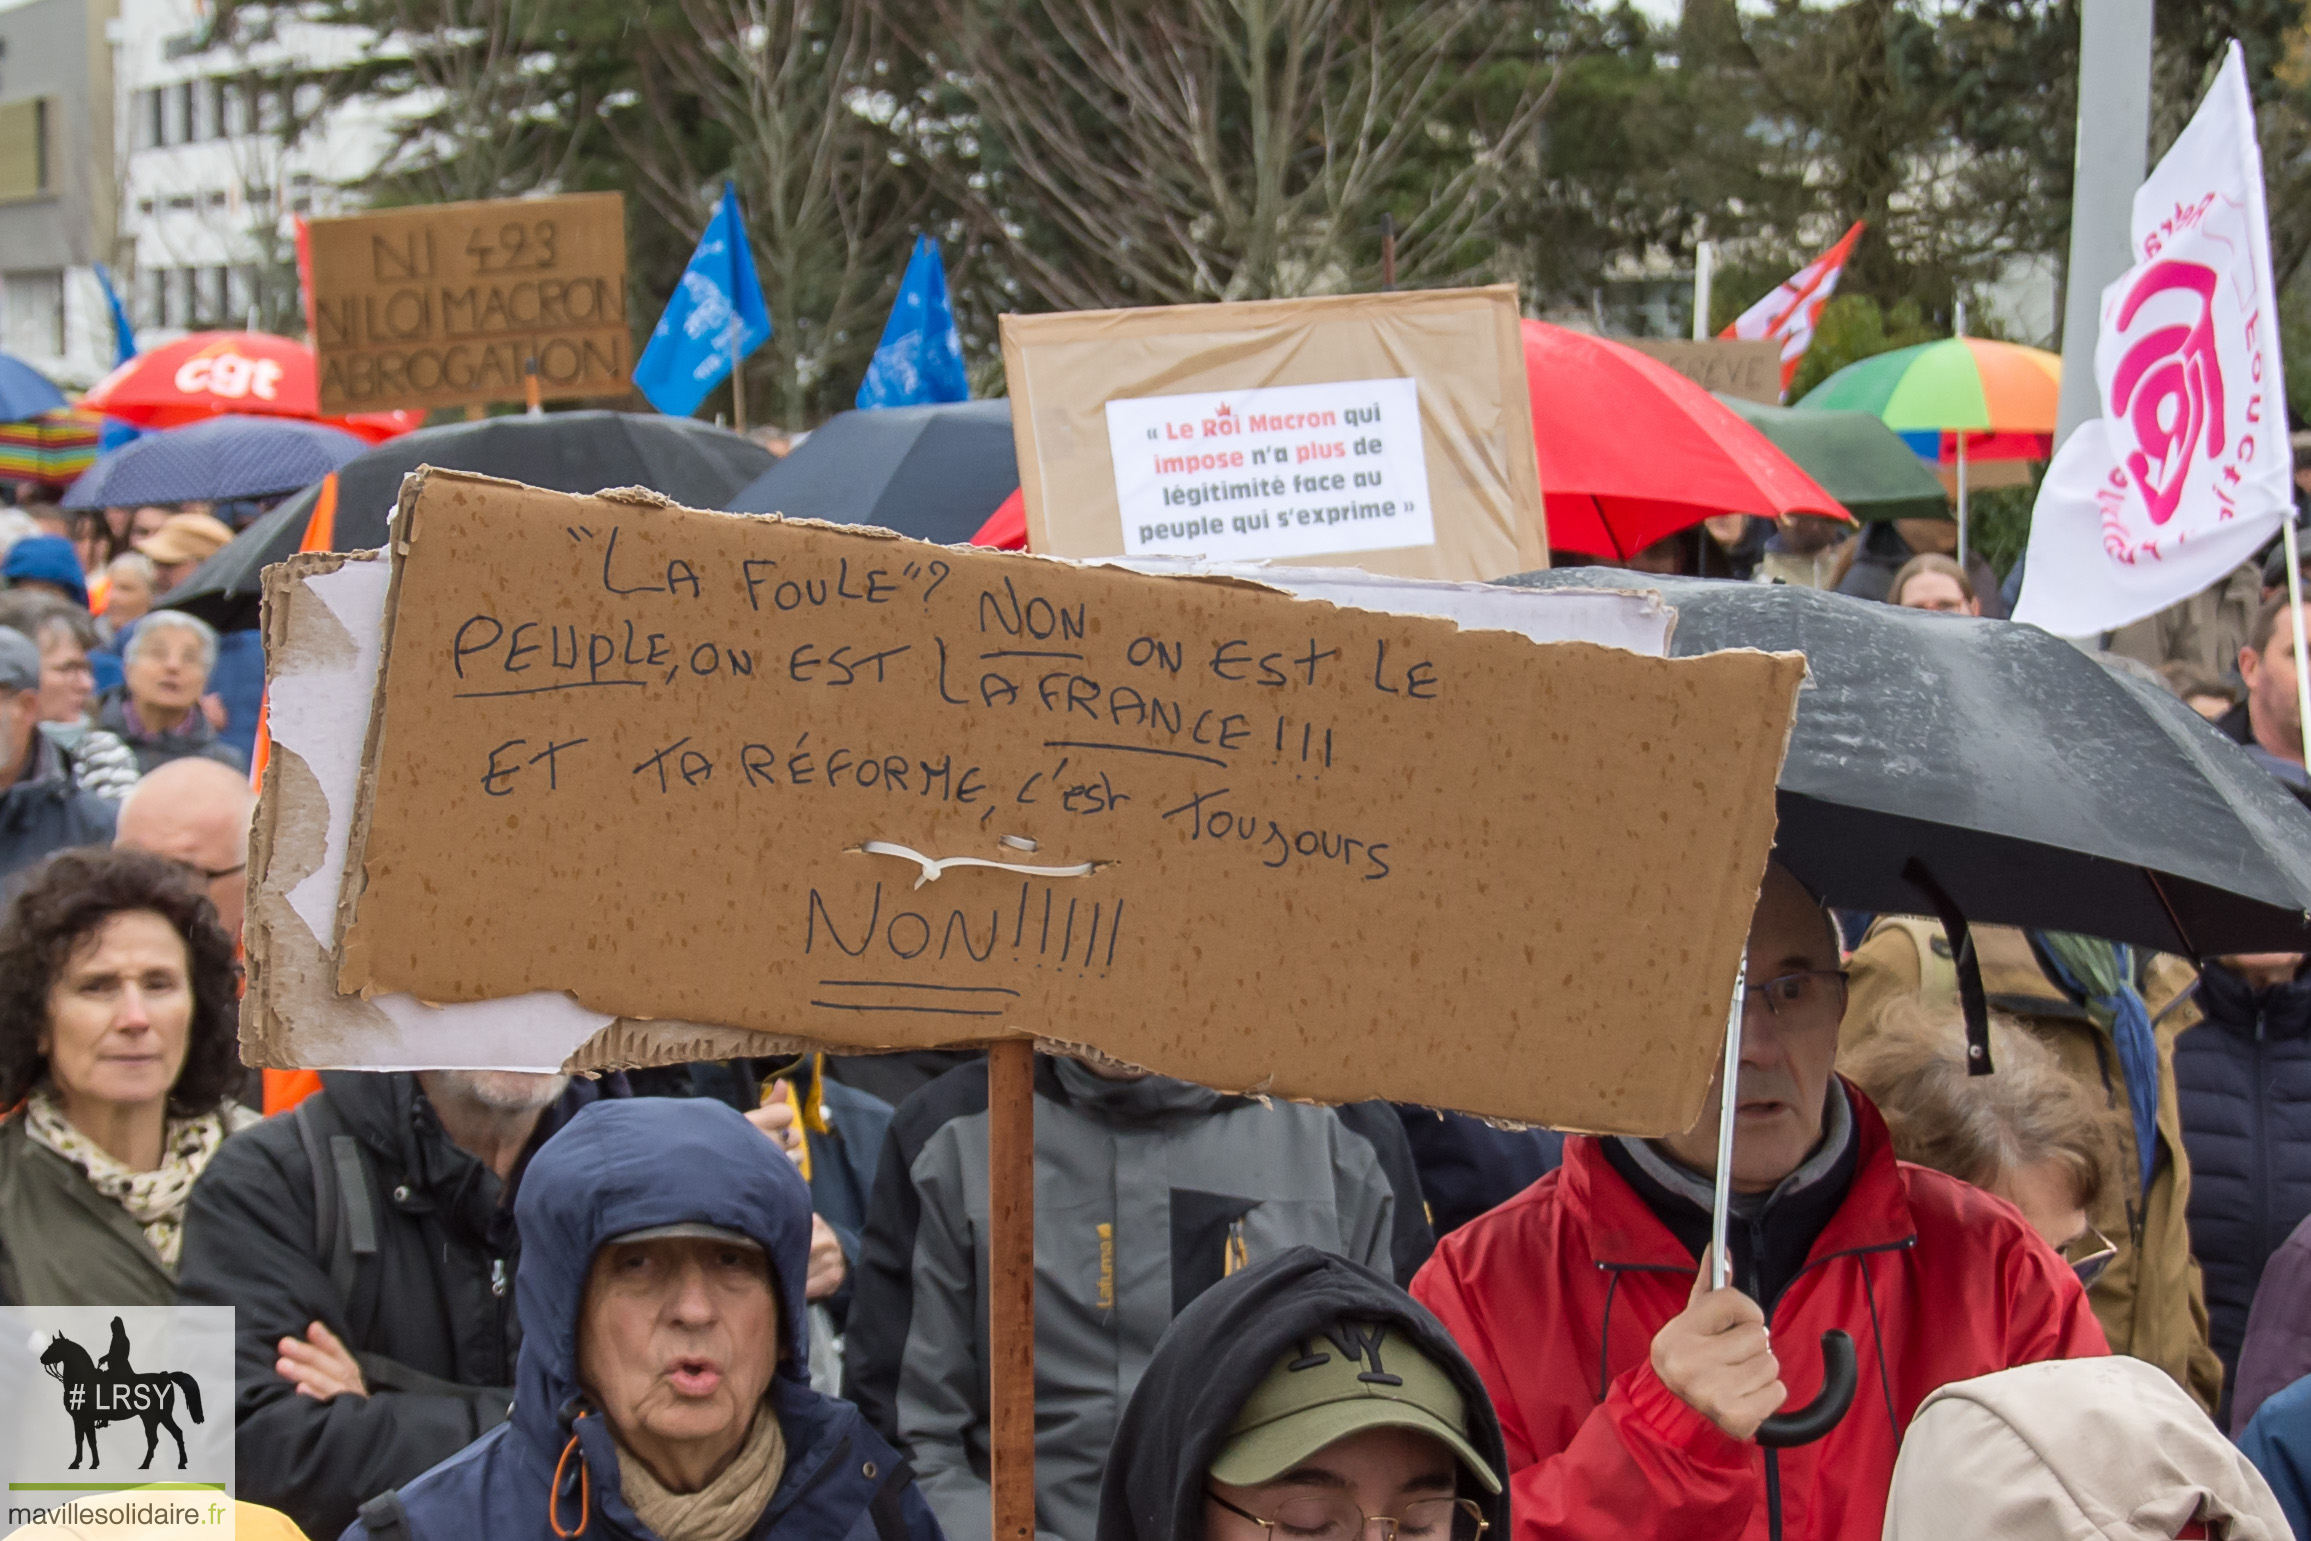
511;1098;815;1455
1887;1358;2289;1539
2195;961;2311;1041
1096;1246;1508;1541
1048;1055;1225;1125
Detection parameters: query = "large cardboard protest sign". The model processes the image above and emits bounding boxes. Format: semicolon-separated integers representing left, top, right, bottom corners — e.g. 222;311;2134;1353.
1003;287;1546;583
295;471;1801;1134
307;193;630;416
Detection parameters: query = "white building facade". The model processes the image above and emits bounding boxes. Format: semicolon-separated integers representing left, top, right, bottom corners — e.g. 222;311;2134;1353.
112;0;397;343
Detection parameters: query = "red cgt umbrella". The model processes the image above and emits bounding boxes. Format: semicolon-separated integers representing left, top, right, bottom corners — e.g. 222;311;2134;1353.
81;331;419;443
1525;320;1849;560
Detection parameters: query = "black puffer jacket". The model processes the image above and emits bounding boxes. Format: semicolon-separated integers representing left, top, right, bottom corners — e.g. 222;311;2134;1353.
2175;962;2311;1406
176;1071;615;1541
1096;1246;1508;1541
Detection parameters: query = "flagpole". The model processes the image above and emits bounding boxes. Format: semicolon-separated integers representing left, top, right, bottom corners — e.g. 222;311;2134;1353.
2285;521;2311;772
1953;300;1969;571
1955;432;1969;570
730;326;748;435
1692;242;1714;342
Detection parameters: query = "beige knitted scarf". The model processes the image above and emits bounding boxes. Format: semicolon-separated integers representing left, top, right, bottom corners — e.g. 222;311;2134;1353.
615;1401;787;1541
24;1086;251;1268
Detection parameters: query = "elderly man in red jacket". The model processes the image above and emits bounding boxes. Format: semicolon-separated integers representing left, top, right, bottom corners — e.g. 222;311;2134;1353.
1412;861;2109;1539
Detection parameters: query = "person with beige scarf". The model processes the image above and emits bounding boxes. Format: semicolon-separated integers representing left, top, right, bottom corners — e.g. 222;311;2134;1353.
0;846;251;1305
347;1098;943;1541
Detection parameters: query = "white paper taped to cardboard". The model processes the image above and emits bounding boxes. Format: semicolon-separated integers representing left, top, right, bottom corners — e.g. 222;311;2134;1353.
267;559;616;1069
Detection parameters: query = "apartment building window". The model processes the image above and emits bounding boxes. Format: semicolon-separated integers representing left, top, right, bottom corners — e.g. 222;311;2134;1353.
0;98;49;203
220;78;246;138
3;270;65;358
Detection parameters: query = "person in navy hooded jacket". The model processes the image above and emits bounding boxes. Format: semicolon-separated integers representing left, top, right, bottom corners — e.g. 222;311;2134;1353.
344;1098;943;1541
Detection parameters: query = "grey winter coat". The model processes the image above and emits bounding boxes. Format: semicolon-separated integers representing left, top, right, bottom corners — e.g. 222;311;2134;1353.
0;730;115;886
842;1054;1432;1541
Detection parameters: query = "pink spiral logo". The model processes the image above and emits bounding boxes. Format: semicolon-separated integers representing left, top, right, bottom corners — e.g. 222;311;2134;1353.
2109;260;2225;526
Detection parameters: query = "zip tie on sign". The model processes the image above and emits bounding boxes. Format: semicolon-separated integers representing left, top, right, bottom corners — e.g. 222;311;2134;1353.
860;840;1096;891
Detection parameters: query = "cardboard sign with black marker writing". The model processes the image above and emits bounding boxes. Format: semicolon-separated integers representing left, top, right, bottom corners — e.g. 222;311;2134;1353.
324;469;1802;1134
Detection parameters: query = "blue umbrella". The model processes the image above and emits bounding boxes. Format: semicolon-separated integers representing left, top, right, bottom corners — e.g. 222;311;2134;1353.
0;353;67;423
61;415;366;510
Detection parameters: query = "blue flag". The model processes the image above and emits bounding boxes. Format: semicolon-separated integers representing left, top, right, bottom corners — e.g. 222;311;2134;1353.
634;183;772;418
856;235;968;410
92;263;137;365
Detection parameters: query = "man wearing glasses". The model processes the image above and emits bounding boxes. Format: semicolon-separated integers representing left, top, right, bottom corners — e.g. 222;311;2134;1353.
1099;1247;1506;1541
1410;861;2110;1540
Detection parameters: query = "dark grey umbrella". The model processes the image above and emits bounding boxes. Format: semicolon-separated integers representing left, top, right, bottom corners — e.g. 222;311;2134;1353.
161;411;776;633
1499;568;2311;958
61;415;367;510
724;398;1016;544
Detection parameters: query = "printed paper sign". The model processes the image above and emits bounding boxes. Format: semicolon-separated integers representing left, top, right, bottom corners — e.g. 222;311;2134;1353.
1105;379;1434;560
1;1306;235;1541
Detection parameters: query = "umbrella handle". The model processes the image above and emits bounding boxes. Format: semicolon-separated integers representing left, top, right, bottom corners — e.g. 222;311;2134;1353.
1755;1329;1858;1448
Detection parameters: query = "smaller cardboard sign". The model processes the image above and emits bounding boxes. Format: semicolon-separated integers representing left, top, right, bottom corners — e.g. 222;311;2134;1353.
307;193;630;415
1004;287;1546;583
1106;378;1433;560
1624;339;1784;404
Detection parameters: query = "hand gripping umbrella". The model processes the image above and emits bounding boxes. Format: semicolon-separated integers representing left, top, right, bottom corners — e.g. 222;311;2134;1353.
1503;568;2311;1447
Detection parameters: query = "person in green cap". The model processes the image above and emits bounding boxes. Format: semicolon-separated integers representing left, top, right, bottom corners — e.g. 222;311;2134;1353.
1099;1247;1508;1541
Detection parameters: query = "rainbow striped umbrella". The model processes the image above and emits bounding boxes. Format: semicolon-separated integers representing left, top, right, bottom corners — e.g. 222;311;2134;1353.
1797;337;2061;463
0;409;106;484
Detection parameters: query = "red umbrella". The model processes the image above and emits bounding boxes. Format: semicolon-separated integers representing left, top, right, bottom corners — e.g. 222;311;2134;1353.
82;332;420;443
1525;320;1849;559
972;488;1028;550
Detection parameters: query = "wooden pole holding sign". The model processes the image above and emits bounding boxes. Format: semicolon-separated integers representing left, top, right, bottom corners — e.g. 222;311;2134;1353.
987;1038;1036;1541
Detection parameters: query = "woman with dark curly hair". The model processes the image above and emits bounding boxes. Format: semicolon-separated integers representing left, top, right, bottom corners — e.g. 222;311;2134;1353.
0;845;250;1305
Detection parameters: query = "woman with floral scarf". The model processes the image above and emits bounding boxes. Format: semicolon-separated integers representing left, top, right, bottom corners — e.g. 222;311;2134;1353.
0;846;251;1305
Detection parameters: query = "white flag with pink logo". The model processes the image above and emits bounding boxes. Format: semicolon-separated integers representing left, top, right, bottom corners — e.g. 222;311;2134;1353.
2015;42;2290;638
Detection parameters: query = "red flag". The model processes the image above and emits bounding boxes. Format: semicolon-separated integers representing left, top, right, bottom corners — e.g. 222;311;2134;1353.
1721;221;1865;394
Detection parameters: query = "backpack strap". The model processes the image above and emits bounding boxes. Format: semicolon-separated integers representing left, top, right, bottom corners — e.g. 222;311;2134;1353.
293;1097;378;1311
355;1489;410;1541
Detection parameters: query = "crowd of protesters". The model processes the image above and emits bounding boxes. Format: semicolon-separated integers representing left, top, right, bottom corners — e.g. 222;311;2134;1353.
4;495;2311;1541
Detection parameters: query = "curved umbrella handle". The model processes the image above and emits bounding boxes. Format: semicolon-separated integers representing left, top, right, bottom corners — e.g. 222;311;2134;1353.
1755;1329;1857;1448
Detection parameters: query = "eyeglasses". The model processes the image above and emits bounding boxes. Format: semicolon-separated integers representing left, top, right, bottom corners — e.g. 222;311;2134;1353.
2066;1227;2118;1289
1743;969;1851;1020
1208;1489;1488;1541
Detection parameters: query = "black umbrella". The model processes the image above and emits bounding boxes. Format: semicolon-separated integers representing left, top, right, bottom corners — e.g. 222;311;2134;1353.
61;416;367;510
723;398;1016;544
1500;568;2311;959
1505;569;2311;1449
161;411;776;632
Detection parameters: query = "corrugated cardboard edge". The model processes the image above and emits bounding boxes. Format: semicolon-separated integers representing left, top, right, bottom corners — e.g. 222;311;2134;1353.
998;284;1549;570
329;468;433;994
